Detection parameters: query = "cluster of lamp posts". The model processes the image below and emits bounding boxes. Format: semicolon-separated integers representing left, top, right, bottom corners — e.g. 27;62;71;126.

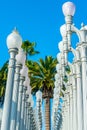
0;29;43;129
1;1;87;130
52;1;87;130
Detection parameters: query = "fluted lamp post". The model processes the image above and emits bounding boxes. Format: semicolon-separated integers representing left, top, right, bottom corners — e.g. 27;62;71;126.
53;87;60;129
28;94;34;130
25;87;31;130
16;65;27;130
19;65;28;130
1;29;22;130
23;76;30;130
10;48;26;130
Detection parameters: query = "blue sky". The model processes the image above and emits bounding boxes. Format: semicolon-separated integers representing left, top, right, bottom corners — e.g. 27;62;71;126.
0;0;87;67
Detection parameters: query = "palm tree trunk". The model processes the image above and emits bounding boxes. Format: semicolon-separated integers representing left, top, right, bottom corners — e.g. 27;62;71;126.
45;97;50;130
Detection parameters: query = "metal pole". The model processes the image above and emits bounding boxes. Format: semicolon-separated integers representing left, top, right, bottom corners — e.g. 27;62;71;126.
1;48;18;130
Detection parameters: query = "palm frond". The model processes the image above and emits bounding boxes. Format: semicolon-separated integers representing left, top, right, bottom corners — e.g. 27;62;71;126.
21;40;40;58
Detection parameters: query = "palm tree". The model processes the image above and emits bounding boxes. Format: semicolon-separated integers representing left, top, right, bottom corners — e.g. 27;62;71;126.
21;40;39;60
26;56;58;130
0;61;8;105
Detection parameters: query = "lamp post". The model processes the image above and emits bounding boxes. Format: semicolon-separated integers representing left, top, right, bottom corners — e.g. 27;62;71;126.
16;75;25;130
27;99;31;130
53;87;60;129
25;85;31;130
72;62;77;130
25;91;29;130
54;1;87;130
23;77;30;130
16;65;28;130
62;2;86;130
24;93;29;130
10;49;26;130
36;90;42;130
19;66;28;130
28;94;34;130
1;29;22;130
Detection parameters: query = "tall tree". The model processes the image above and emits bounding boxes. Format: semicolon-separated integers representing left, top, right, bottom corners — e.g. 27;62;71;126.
26;56;58;130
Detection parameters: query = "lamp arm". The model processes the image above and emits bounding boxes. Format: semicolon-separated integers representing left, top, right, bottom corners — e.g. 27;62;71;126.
71;24;81;42
70;47;76;58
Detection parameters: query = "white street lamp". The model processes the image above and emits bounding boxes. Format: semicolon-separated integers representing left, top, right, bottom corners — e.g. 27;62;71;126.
54;1;87;130
23;76;30;130
7;29;22;49
10;49;26;130
19;66;28;130
62;2;76;48
28;94;34;130
1;29;22;130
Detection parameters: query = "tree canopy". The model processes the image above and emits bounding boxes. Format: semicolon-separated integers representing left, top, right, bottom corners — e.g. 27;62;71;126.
26;56;58;96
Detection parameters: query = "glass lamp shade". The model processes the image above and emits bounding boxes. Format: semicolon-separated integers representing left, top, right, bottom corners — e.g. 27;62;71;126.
62;1;76;16
16;48;26;65
58;41;63;52
24;76;30;87
57;53;61;62
36;90;42;100
6;29;22;49
60;24;66;37
20;65;28;77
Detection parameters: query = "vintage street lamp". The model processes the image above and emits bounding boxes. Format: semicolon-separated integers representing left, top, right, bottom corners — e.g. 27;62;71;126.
1;29;22;130
19;66;28;130
54;1;87;130
10;48;26;130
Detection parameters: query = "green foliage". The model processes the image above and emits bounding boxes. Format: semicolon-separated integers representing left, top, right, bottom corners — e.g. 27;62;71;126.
26;56;58;95
60;91;64;97
0;61;8;105
65;65;71;74
62;84;66;91
21;40;39;59
63;75;68;83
